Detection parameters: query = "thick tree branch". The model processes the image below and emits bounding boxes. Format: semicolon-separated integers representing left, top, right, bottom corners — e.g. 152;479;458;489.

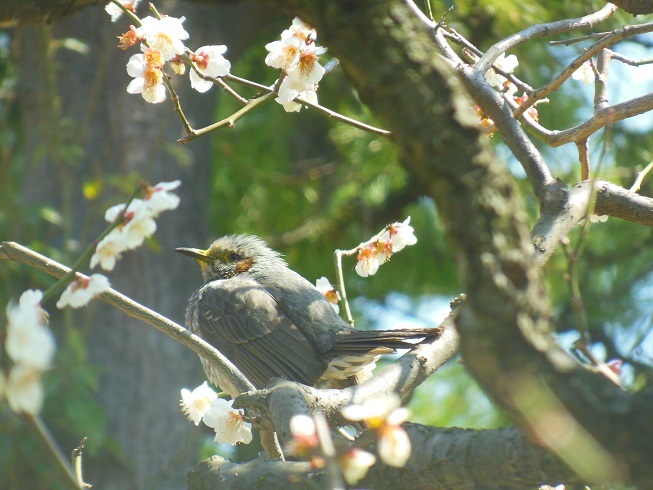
188;424;581;489
531;179;653;265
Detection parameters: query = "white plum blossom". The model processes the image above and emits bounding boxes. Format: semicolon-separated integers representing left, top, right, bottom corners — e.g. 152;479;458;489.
190;45;231;93
572;60;594;85
5;290;55;371
341;393;405;424
180;381;218;425
4;290;54;415
91;181;181;271
282;17;315;42
105;0;140;23
315;277;340;313
286;414;319;456
278;85;318;113
104;199;156;249
144;180;182;215
377;415;412;467
340;448;376;486
202;398;253;445
126;48;166;103
136;15;189;61
265;36;303;72
276;44;326;103
342;393;412;468
5;365;45;415
384;216;417;253
485;53;519;89
90;230;127;271
355;247;383;277
56;274;111;309
266;18;327;112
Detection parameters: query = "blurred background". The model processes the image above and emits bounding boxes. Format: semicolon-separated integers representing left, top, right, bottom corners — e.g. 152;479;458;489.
1;1;652;488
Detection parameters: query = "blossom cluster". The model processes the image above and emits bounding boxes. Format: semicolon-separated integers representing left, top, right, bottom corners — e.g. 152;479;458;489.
110;2;230;103
283;393;411;485
1;179;182;418
341;394;412;469
90;180;181;271
355;217;417;277
481;53;540;128
480;53;594;132
287;414;377;486
180;382;253;445
265;17;327;112
1;290;55;415
109;3;330;114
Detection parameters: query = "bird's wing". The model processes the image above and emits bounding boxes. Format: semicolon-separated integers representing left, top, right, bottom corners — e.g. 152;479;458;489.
194;278;327;389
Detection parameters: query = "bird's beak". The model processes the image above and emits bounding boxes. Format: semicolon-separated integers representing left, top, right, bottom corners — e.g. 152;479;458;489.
175;247;211;262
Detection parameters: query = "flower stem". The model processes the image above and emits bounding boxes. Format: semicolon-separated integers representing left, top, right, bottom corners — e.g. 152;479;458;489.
41;184;143;304
25;414;82;489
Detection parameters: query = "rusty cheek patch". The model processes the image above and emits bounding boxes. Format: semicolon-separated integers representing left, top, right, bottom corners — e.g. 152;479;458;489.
235;257;255;274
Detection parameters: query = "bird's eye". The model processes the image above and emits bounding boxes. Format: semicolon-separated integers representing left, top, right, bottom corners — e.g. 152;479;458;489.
228;253;242;262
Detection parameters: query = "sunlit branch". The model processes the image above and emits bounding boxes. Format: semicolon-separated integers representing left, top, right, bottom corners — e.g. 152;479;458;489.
178;91;276;143
629;160;653;193
577;139;590;180
546;92;653;147
549;32;612;46
608;50;653;67
514;21;653;119
476;3;618;75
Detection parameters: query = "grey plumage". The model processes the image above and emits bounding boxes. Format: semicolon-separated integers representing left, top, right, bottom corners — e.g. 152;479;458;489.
177;234;439;398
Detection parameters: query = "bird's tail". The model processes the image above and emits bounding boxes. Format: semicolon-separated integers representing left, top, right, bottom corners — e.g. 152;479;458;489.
330;326;442;355
318;326;442;386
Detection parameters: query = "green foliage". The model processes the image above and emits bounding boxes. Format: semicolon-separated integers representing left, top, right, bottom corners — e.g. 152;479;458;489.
410;363;510;429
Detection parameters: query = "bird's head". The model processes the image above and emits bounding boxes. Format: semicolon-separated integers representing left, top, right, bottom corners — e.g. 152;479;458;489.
176;234;286;283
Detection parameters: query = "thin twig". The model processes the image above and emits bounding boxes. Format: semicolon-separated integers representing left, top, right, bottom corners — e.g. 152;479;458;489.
333;226;393;325
577;139;590;180
25;415;81;489
608;51;653;67
546;91;653;147
183;53;249;105
629;160;653;193
178;91;276;143
41;184;142;303
72;438;91;488
333;250;354;326
549;32;611;46
314;413;346;490
572;339;621;386
225;73;274;92
562;238;590;344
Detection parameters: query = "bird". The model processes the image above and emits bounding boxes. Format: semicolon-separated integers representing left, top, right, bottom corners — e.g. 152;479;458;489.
176;234;440;398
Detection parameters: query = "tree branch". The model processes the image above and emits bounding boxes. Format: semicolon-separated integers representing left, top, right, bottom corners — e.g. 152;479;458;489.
188;424;581;489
